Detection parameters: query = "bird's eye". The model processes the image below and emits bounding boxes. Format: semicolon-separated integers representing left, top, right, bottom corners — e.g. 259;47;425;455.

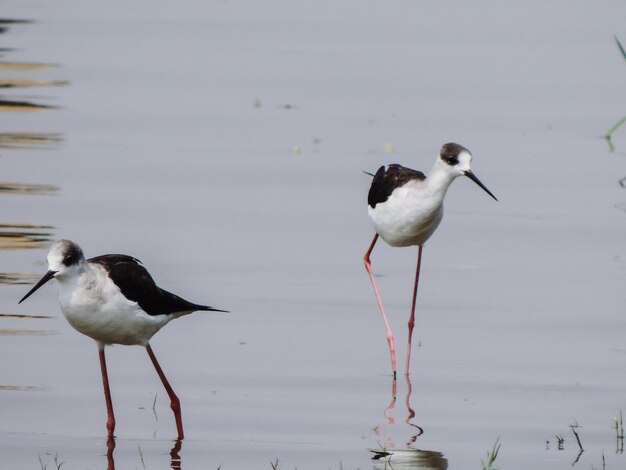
443;155;459;166
64;254;75;265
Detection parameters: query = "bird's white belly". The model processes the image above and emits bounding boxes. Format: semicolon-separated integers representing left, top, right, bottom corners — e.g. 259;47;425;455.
369;192;444;247
57;273;172;346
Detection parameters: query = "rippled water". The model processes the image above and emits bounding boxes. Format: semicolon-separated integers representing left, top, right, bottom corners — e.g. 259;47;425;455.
1;1;626;469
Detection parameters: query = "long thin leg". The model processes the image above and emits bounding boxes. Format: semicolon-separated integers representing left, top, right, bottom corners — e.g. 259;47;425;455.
98;344;116;437
364;233;397;378
146;344;184;439
405;245;423;376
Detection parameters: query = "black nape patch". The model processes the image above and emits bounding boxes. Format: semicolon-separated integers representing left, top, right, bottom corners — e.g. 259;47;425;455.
367;164;426;208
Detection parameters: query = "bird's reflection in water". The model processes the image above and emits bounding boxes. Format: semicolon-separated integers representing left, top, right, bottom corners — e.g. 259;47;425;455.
106;437;114;470
372;376;447;469
404;375;423;446
373;377;396;449
374;375;423;448
105;437;183;470
169;439;182;470
371;448;447;470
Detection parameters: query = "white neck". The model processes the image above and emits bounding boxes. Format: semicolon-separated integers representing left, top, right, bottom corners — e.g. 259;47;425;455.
426;160;458;199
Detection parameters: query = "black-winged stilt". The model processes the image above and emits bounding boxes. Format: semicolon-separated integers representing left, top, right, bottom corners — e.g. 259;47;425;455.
19;239;226;439
364;143;497;377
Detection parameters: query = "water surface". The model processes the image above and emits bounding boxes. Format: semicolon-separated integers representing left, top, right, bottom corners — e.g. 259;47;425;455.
1;1;626;469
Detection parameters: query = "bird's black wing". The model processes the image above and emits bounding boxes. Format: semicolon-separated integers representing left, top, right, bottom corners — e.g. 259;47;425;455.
367;164;426;208
88;254;226;316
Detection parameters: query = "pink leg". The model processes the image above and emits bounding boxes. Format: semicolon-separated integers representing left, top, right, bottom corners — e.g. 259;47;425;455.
364;233;397;378
98;345;116;437
146;344;184;439
405;245;423;376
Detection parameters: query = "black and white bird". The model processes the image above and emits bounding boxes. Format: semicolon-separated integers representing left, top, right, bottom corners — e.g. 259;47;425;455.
19;239;226;439
364;143;497;377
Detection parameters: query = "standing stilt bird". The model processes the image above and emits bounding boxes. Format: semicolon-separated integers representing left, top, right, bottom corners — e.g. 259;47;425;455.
19;239;226;439
364;143;497;377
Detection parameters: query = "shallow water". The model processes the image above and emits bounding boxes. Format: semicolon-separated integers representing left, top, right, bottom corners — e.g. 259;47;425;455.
1;1;626;469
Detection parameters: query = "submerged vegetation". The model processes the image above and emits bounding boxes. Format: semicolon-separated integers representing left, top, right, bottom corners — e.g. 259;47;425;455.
614;410;624;454
605;36;626;153
545;413;626;467
38;452;64;470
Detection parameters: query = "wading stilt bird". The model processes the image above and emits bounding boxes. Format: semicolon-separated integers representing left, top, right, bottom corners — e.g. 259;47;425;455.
364;143;497;377
19;239;226;439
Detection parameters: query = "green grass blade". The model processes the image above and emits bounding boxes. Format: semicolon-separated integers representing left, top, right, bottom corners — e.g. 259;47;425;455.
615;35;626;63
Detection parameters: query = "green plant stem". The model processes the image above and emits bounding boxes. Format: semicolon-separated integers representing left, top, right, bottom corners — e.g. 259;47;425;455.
605;115;626;153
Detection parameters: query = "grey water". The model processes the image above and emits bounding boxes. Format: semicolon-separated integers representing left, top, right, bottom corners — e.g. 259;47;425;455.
1;1;626;469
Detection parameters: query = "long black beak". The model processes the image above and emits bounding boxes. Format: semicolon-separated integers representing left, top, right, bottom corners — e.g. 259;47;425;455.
465;170;498;201
19;270;57;304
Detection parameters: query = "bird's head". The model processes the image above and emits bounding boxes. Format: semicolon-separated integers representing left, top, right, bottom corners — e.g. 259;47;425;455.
19;239;85;304
438;142;497;201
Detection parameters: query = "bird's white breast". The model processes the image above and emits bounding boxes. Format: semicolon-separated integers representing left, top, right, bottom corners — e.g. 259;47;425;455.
56;264;173;346
369;180;444;247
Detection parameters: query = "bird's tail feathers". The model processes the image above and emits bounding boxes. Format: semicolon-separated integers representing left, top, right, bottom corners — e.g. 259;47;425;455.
199;305;229;313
